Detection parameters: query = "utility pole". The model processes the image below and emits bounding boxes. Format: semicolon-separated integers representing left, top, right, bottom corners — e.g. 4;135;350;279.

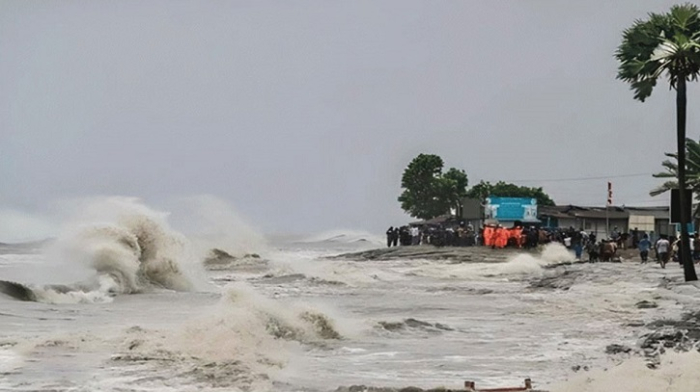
606;182;612;238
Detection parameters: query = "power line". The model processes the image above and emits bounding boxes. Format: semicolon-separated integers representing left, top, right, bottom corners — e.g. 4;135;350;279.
501;173;653;183
568;199;667;206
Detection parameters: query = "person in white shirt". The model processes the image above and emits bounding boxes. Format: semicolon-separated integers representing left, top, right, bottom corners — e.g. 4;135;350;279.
410;226;420;245
656;236;671;269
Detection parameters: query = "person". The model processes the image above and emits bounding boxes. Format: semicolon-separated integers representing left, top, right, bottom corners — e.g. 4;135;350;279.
656;236;670;269
589;231;597;245
600;239;618;262
611;227;620;242
483;226;493;247
399;226;411;246
571;228;584;260
638;234;652;264
671;236;681;265
386;226;394;248
586;240;599;263
410;226;420;245
526;226;538;249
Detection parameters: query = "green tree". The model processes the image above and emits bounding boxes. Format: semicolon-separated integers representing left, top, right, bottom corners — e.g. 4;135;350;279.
650;137;700;197
465;180;555;207
442;167;470;209
616;3;700;281
650;137;700;216
398;154;468;220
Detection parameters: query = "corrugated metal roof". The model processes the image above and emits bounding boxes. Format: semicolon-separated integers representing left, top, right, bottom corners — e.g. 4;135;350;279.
538;205;670;220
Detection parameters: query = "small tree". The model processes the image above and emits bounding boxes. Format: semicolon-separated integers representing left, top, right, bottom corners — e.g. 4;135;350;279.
651;137;700;216
650;137;700;197
398;154;468;220
465;180;555;206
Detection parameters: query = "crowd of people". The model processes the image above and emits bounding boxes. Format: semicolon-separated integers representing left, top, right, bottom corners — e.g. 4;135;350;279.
386;222;582;250
385;221;700;267
647;232;700;268
385;223;477;247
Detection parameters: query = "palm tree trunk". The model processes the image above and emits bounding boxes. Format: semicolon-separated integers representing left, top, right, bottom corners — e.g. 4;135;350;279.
676;77;698;281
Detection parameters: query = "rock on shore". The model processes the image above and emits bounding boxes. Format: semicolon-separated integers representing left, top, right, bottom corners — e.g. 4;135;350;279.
332;245;526;263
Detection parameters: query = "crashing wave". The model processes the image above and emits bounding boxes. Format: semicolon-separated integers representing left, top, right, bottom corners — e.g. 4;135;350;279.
202;248;268;272
0;198;208;304
221;282;343;343
100;283;342;389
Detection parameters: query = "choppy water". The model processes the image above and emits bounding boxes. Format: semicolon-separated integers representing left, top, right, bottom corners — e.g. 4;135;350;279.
2;202;700;392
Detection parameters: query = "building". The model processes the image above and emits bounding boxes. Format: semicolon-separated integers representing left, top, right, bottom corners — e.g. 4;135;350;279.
538;205;672;240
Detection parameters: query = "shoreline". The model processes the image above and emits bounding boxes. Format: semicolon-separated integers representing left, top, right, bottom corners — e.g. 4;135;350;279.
332;245;700;392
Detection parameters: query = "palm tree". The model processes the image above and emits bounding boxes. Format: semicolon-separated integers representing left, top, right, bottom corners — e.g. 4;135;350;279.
651;137;700;218
650;137;700;197
616;4;700;281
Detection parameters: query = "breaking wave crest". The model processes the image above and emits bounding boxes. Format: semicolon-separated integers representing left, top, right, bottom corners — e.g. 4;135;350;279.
25;198;212;303
219;282;342;342
102;282;342;389
496;243;576;276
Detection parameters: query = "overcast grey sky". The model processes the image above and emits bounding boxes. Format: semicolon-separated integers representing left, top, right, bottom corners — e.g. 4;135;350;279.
1;0;698;240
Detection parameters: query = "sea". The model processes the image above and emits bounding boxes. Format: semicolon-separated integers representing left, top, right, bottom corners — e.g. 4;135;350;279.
1;198;700;392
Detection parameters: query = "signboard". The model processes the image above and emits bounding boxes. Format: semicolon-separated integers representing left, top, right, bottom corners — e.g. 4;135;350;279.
670;188;693;223
459;197;483;220
675;223;696;234
628;215;655;232
484;197;538;222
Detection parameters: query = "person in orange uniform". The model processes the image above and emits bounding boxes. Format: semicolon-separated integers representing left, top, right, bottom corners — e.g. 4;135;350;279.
483;226;493;247
496;226;509;248
511;227;523;248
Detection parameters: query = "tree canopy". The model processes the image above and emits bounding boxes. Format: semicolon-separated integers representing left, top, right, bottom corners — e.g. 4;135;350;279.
398;154;468;220
465;180;555;207
616;3;700;102
650;137;700;197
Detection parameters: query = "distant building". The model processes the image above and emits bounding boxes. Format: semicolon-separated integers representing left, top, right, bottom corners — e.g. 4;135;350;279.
538;205;672;240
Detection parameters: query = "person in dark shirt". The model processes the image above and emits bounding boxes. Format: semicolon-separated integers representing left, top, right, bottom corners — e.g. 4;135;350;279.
386;226;394;248
571;228;584;260
638;234;651;263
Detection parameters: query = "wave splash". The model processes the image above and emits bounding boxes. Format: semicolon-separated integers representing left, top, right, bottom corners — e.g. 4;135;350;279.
24;198;209;303
496;242;576;276
102;282;342;389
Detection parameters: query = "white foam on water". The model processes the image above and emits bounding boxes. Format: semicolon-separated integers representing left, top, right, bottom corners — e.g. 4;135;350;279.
0;348;22;391
5;222;700;392
0;347;22;373
101;281;349;391
387;243;576;281
548;351;700;392
265;248;408;287
496;243;576;276
32;275;121;304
